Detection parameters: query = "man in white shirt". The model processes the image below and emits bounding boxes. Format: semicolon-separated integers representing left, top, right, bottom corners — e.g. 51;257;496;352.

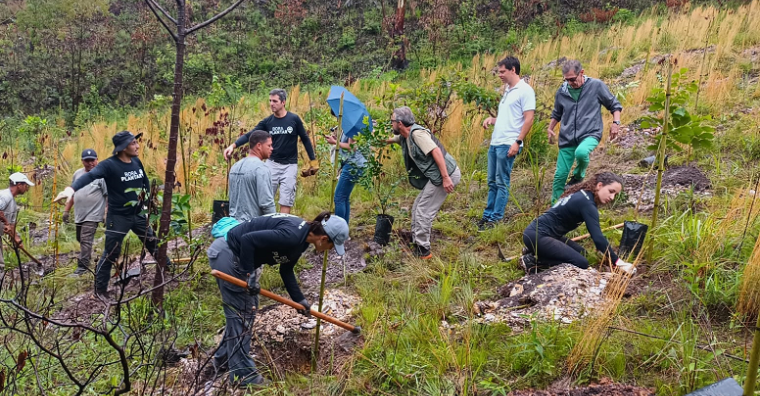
478;56;535;231
0;173;34;270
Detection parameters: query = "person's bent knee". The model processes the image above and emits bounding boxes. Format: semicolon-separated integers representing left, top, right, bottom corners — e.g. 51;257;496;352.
571;257;590;269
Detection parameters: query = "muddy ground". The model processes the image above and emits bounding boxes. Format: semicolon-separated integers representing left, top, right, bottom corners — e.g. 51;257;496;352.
508;377;654;396
622;165;712;211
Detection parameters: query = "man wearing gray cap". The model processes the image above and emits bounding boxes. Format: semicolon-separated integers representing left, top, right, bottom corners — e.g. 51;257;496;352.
54;131;169;299
0;172;34;270
63;149;108;276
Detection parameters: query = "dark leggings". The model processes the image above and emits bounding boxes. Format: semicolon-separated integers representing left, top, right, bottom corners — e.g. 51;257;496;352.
522;225;589;269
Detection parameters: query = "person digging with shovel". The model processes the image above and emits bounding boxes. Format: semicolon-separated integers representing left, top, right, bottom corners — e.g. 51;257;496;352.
206;212;349;388
520;172;635;275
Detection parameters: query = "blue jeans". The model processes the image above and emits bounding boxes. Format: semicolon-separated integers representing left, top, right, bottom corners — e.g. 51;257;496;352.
334;162;363;223
482;144;519;222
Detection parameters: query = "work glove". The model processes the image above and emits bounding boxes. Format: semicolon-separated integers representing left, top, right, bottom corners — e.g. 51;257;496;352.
247;272;260;296
62;211;70;224
53;187;75;205
300;159;320;177
615;259;637;275
296;299;312;318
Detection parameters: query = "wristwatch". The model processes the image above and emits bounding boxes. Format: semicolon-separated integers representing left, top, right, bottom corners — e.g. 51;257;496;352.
612;120;621;125
515;139;523;145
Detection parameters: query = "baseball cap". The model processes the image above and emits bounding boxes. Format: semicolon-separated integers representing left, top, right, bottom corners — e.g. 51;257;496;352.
112;131;143;154
9;172;35;186
211;217;241;239
322;215;349;255
81;149;98;160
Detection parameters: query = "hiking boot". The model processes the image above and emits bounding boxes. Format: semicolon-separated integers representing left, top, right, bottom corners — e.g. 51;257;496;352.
519;253;538;274
413;244;433;260
565;176;583;188
478;221;496;232
238;374;271;389
72;267;88;276
94;289;112;303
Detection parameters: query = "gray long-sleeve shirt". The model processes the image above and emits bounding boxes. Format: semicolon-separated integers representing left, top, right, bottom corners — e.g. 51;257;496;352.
550;76;623;148
228;156;275;222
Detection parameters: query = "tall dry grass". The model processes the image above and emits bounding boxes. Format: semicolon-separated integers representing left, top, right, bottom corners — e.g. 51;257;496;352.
30;0;759;215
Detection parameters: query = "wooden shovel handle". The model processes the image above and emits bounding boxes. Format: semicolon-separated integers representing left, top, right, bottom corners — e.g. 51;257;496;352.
210;269;361;334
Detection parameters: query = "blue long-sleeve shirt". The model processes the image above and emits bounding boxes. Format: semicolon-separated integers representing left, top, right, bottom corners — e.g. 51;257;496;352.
225;213;310;302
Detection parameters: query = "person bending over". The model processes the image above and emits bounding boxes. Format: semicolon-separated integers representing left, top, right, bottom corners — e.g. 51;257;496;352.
520;172;634;274
206;212;349;388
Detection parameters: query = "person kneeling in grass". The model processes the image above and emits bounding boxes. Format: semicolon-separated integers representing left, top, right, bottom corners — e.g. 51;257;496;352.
520;172;635;275
206;212;349;388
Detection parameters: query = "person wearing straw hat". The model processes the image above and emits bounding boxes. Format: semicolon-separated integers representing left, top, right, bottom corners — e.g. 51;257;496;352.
0;172;34;271
206;212;349;388
63;149;108;276
53;131;170;300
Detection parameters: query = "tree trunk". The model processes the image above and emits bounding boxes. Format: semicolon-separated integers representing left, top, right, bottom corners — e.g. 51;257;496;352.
391;0;407;70
151;19;185;308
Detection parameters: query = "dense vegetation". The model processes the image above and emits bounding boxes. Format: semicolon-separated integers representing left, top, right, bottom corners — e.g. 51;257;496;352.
0;0;722;121
2;0;760;395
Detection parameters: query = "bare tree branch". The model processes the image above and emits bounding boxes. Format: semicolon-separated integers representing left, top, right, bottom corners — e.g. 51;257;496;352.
186;0;246;35
146;0;177;25
144;0;178;42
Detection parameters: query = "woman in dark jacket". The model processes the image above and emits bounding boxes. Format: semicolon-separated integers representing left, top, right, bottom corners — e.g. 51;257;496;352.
206;212;349;388
521;172;634;274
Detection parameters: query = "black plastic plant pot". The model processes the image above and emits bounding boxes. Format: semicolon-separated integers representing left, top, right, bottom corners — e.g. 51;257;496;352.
374;214;394;246
212;200;229;224
619;220;649;260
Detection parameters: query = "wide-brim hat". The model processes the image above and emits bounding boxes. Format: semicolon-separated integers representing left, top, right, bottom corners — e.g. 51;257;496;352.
112;130;143;154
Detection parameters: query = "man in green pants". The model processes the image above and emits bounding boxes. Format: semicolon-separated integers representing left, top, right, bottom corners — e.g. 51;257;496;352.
547;60;622;203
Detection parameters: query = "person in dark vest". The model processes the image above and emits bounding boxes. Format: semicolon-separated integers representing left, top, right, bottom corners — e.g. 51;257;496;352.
53;131;171;300
386;106;461;259
520;172;635;274
206;212;349;388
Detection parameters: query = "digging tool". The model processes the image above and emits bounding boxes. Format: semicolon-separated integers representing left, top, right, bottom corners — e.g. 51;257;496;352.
500;222;626;262
210;269;361;334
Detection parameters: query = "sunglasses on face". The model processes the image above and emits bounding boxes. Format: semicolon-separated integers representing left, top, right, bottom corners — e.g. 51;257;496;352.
565;73;582;83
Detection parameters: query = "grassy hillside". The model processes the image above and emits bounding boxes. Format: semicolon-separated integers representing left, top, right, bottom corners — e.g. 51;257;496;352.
2;1;760;395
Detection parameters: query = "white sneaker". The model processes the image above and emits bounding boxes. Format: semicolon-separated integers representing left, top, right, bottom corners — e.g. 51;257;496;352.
616;262;637;275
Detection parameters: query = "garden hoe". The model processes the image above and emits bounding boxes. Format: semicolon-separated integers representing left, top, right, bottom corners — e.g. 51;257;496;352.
210;269;362;335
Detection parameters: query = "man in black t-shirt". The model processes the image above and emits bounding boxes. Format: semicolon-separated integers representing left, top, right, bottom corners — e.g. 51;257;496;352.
223;89;318;214
54;131;171;299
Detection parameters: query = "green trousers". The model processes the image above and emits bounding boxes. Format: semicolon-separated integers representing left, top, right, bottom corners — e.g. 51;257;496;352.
551;137;599;203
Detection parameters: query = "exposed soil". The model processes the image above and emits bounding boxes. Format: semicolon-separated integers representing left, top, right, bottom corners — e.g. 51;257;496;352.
612;127;657;150
623;165;712;211
300;239;370;289
508;377;654;395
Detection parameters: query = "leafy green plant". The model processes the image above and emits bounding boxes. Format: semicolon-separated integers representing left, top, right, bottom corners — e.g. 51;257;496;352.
641;68;715;155
356;120;403;216
125;188;190;235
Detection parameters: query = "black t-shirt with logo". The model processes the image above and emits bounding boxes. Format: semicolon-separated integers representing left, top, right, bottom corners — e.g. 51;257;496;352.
234;112;316;164
225;213;310;302
71;156;150;217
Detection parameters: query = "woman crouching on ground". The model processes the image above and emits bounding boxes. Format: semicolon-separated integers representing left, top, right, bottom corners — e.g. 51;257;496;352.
520;172;634;274
206;212;349;388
